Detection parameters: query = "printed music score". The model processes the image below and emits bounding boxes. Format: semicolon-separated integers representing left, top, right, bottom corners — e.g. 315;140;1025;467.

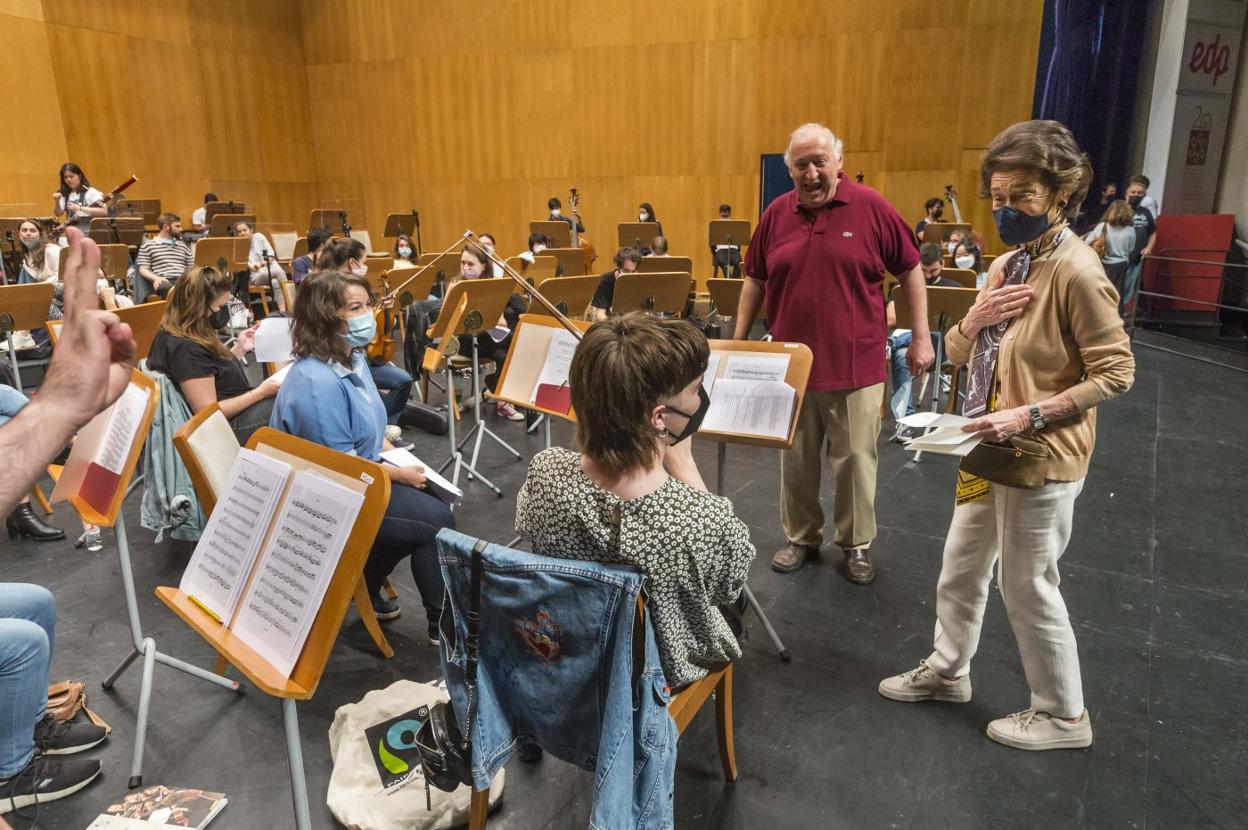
179;449;292;622
231;470;363;677
702;380;795;440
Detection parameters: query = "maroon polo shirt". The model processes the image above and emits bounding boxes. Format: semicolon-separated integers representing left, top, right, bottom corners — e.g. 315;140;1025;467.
744;173;919;392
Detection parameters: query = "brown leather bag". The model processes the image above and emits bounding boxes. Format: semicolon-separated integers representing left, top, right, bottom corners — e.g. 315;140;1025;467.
46;680;112;734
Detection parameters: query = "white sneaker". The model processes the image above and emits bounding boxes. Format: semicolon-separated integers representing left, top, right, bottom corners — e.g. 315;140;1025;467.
879;660;972;703
986;708;1092;751
496;401;525;421
384;425;402;443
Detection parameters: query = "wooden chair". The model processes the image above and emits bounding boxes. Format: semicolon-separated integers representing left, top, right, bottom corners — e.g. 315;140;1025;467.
466;594;737;828
156;427;391;830
47;300;166;362
172;407;397;660
0;282;56;390
941;267;979;288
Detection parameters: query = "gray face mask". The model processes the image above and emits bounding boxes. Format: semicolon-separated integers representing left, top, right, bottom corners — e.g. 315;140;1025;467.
20;238;38;251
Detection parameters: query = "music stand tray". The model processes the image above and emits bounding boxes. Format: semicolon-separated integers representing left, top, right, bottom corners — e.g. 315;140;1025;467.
530;221;571;249
617;221;661;250
611;272;691;315
636;256;693;275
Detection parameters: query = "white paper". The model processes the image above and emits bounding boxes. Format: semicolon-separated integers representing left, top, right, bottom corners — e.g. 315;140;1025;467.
911;425;982;446
899;412;974;430
380;447;464;506
179;449;292;622
904;434;982;456
253;317;294;364
268;362;293;386
486;325;510;343
529;328;579;403
723;354;790;383
702;379;796;439
231;471;363;677
94;385;150;475
703;353;723;395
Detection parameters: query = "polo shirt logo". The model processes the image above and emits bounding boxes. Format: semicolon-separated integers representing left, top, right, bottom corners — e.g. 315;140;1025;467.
842;231;854;237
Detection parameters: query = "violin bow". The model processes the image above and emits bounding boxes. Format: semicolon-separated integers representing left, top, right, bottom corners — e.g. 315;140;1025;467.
462;230;584;341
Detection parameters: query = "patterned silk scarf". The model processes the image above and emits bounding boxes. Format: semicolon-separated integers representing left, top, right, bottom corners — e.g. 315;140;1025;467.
962;249;1032;418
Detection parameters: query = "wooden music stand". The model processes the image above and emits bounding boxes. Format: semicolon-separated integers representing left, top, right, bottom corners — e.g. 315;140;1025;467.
47;370;241;788
423;278;521;495
194;237;249;273
156;428;391;830
417;250;464;294
529;220;571;249
383;212;419;249
209;213;256;238
204;201;247;225
939;267;978;288
921;222;971;246
706;278;744;318
0;281;55;389
533;275;598;319
611;272;691;315
492;313;591;421
637;255;693;275
46;300;165;362
112;198;161;228
309;208;351;236
505;254;558;284
894;284;977;460
708;219;751;251
89;216;145;248
543;247;587;276
386;264;438;309
617;221;661;250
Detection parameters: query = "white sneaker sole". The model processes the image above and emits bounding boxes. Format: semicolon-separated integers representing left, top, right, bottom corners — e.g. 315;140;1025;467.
42;733;108;755
878;682;972;703
0;765;101;813
986;724;1092;750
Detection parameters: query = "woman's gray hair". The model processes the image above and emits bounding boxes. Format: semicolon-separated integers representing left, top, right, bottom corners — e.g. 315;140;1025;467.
784;123;844;166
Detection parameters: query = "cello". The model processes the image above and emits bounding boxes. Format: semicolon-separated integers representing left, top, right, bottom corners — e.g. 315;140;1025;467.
569;187;596;273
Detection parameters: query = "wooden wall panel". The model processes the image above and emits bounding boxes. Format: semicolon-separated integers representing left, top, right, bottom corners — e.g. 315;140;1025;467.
0;6;68;215
300;0;1042;263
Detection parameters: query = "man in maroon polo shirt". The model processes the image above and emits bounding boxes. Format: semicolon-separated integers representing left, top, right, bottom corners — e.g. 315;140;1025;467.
735;123;934;584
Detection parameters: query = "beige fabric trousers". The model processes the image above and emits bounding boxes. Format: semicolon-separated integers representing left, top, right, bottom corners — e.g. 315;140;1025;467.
926;478;1086;718
779;383;883;550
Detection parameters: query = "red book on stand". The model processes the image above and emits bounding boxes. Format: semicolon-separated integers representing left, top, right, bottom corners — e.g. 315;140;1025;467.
533;383;571;415
80;462;121;515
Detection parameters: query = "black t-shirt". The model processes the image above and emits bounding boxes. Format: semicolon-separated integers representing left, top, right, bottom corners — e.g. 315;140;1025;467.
591;269;617;310
147;330;251;401
1130;207;1156;265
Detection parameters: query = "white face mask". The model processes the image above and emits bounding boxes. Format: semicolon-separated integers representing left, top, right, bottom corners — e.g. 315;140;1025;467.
639;213;648;223
351;262;368;278
550;208;561;217
946;242;958;254
397;246;412;257
955;254;975;270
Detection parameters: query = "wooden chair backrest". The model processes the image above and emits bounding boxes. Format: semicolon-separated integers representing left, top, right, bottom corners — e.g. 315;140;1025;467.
0;282;55;331
46;300;166;362
172;402;241;516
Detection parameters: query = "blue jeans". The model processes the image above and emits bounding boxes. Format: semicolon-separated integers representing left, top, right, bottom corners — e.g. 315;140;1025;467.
0;384;29;428
0;584;55;777
1121;260;1143;315
364;483;454;624
368;362;413;425
437;530;677;829
889;331;943;419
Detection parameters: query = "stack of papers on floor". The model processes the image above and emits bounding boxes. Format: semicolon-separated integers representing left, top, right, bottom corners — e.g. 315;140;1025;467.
899;412;984;456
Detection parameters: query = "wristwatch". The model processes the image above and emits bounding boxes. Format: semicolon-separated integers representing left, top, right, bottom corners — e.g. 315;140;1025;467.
1028;403;1046;431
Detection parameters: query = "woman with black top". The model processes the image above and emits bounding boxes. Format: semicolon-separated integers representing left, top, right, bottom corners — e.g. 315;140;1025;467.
456;244;526;421
51;163;106;234
146;266;278;444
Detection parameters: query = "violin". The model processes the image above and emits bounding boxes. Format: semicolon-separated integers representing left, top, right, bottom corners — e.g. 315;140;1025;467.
366;268;396;366
570;187;596;273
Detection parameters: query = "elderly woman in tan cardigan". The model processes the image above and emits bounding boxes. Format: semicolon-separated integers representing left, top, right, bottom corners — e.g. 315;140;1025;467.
880;120;1135;751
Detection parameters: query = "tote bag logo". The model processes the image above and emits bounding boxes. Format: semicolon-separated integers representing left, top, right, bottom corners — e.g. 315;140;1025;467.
365;705;430;789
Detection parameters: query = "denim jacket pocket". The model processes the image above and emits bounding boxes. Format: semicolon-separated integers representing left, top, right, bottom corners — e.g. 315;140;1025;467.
639;676;673;753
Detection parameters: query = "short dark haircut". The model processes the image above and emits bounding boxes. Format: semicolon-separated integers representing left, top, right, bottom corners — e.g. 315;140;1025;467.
527;232;548;252
1129;174;1150;189
614;246;643;269
307;228;329;253
650;235;668;255
918;242;943;265
980;119;1092;221
204;192;218;204
157;212;180;228
548;197;562;210
718;203;731;214
570;313;709;473
924;197;943;212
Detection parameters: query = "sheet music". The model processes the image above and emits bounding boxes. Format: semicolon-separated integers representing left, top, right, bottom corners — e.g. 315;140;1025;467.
723;354;790;383
702;379;795;439
231;471;363;677
253;317;294;364
703;353;722;395
529;328;579;403
94;385;150;475
380;447;463;506
178;449;292;622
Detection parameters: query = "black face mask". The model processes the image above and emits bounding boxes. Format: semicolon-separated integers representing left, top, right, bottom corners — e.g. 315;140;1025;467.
209;306;230;329
1128;195;1143;208
662;385;711;444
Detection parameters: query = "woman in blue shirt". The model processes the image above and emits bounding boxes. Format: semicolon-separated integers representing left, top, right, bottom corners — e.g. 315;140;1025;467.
270;268;453;641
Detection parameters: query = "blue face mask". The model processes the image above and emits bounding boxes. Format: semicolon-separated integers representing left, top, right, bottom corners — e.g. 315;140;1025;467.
993;205;1055;246
341;312;376;348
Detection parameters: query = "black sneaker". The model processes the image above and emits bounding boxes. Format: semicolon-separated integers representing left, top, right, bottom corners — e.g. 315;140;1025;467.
517;738;543;763
0;756;101;815
373;594;401;621
427;622;440;646
34;716;108;756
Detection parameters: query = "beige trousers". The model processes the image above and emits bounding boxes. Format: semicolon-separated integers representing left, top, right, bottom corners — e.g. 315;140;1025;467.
926;478;1086;718
779;383;883;550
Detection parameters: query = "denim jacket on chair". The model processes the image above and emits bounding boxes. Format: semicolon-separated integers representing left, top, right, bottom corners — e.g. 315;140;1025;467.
435;529;677;830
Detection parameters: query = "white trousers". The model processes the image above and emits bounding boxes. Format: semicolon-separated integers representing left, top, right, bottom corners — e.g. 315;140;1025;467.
926;478;1086;718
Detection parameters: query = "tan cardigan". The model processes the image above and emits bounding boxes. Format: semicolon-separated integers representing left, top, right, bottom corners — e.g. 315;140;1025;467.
944;233;1135;481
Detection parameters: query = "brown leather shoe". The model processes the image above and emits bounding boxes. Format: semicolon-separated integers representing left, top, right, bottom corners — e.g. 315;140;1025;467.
844;549;875;584
771;543;816;573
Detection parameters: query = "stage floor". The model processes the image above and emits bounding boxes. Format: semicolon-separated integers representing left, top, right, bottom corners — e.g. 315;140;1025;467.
3;343;1244;829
